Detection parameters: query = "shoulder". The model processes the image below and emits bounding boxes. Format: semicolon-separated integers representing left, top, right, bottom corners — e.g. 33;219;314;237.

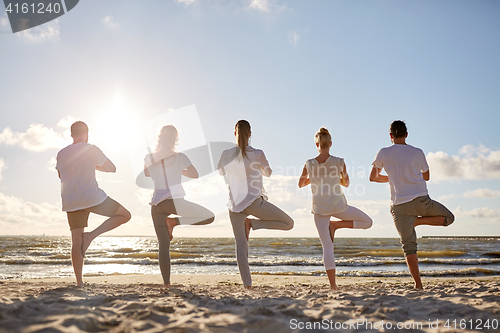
406;145;426;156
247;146;264;155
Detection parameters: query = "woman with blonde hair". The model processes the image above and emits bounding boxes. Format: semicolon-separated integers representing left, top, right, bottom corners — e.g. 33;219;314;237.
144;125;215;287
298;127;372;290
218;120;294;289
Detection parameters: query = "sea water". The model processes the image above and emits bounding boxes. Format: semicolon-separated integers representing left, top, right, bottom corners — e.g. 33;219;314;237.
0;236;499;280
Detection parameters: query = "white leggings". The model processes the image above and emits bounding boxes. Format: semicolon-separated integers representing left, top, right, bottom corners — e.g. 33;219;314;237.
314;205;372;270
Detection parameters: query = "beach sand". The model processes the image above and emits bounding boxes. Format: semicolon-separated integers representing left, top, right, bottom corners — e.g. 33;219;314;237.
0;274;499;332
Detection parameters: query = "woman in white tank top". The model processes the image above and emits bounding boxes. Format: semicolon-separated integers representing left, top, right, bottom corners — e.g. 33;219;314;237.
298;127;373;290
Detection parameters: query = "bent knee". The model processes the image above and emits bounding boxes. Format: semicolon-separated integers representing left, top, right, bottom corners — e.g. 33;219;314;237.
443;213;455;226
353;218;372;229
363;218;373;229
118;208;132;223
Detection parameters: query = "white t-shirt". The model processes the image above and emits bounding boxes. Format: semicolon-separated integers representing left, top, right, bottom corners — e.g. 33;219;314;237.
306;156;348;215
145;152;191;205
56;143;109;212
218;146;271;213
372;144;429;206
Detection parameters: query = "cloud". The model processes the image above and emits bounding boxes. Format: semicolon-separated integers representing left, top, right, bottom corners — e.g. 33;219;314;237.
18;20;60;43
0;14;8;27
427;144;500;181
454;207;500;221
0;191;66;235
0;159;5;181
249;0;270;12
102;16;119;29
288;30;299;47
0;117;73;152
176;0;196;5
463;188;500;199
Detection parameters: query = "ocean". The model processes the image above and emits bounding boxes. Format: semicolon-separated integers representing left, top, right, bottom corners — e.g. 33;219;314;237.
0;236;499;280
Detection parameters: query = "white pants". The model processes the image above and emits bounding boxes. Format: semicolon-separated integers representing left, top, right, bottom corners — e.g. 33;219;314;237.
314;205;372;270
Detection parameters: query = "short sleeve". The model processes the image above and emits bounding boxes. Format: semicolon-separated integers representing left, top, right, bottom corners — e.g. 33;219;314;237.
420;150;429;173
180;153;192;169
93;146;108;166
372;149;384;169
55;152;61;170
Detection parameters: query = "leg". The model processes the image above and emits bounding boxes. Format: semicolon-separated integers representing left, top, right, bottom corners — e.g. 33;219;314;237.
172;199;215;226
329;206;373;239
229;210;252;288
314;214;337;290
70;228;85;287
152;209;172;287
244;197;294;232
414;216;445;227
405;254;422;289
391;203;421;289
83;204;131;254
415;195;455;227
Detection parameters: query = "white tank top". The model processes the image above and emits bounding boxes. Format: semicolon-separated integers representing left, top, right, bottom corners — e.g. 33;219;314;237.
306;155;348;215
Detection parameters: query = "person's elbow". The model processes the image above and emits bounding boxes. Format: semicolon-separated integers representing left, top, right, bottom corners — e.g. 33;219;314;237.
423;170;430;181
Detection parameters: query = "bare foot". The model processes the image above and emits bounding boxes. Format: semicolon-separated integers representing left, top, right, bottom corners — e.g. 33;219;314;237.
82;232;93;256
245;218;252;241
330;285;338;290
163;284;171;288
415;283;423;289
245;286;252;290
166;218;177;241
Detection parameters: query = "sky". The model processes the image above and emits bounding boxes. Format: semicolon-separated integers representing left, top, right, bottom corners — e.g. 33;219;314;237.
0;0;499;238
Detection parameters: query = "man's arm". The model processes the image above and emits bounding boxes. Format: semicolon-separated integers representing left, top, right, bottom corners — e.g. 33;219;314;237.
369;165;389;183
423;170;430;181
95;159;116;173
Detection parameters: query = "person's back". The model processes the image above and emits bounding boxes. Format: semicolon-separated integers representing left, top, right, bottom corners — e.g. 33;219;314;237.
306;155;347;215
219;145;271;213
57;142;107;212
374;144;428;206
145;152;190;205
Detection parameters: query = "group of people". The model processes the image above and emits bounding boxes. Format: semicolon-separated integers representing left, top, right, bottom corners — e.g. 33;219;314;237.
56;119;454;290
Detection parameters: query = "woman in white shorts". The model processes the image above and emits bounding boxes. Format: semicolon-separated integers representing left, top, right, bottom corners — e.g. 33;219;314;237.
298;127;372;290
218;120;294;289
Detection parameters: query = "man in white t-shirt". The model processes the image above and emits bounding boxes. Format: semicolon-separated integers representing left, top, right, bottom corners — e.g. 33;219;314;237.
56;121;131;287
369;120;454;289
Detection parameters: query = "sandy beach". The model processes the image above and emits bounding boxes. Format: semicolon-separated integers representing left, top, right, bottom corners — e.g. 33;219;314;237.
0;275;499;332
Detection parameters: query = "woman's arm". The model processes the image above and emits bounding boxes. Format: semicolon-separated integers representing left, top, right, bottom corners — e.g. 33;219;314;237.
144;164;150;177
298;164;310;188
340;162;350;187
182;164;199;179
